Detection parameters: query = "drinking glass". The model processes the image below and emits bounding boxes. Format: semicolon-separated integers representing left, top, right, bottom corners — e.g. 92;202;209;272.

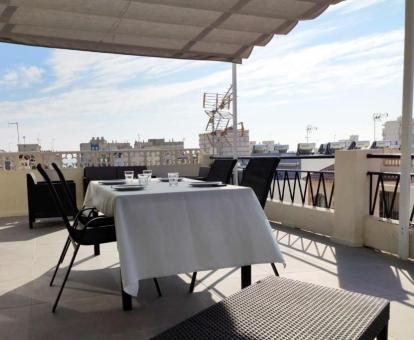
168;172;179;186
138;174;148;186
143;170;152;179
124;171;134;183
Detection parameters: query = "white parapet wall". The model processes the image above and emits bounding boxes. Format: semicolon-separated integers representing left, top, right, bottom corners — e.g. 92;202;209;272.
265;200;334;236
264;150;413;259
364;216;414;258
0;168;85;218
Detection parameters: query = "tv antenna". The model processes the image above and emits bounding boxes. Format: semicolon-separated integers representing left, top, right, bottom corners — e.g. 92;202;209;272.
372;112;388;141
305;125;317;143
8;122;20;146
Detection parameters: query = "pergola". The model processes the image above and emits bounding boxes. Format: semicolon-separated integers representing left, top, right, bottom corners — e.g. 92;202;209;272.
0;0;412;259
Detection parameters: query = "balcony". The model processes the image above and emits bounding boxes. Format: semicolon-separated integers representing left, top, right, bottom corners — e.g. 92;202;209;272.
0;149;413;339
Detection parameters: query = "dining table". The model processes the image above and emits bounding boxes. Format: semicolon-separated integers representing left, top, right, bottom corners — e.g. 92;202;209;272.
83;177;284;310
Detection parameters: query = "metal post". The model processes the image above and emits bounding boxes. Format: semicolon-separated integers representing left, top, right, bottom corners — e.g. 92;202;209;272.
398;0;414;260
8;122;20;147
232;63;238;185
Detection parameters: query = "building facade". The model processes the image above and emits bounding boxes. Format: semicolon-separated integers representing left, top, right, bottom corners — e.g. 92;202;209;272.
382;119;401;146
134;138;184;150
80;137;132;151
199;129;250;156
17;144;41;152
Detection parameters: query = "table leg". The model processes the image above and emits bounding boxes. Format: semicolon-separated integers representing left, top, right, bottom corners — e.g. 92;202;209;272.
241;265;251;289
377;323;388;340
120;273;132;311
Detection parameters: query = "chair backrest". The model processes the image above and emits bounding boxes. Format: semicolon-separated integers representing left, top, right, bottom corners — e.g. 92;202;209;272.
115;166;147;179
240;157;280;208
36;164;74;235
51;162;78;217
84;167;117;180
206;159;237;183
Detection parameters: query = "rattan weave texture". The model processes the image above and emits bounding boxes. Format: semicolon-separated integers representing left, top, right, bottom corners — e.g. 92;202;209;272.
152;276;389;340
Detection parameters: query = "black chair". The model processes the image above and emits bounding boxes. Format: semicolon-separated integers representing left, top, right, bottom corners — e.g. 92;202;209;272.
239;157;280;208
205;159;237;183
188;157;280;293
51;162;101;255
36;164;161;312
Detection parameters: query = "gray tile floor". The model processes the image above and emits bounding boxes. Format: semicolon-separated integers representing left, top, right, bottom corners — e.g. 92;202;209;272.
0;216;413;340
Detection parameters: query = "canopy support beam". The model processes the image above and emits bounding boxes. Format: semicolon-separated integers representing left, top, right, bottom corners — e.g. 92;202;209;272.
232;63;239;185
398;0;414;260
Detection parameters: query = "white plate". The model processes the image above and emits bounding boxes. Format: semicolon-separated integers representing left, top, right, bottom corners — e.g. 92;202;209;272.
112;185;145;191
159;177;184;182
99;180;126;185
189;181;226;187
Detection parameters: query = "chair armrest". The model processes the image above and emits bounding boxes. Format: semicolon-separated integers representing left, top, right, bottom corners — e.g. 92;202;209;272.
85;216;115;229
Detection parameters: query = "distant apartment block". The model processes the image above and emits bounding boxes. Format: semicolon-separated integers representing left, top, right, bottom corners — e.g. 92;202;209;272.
382;119;401;146
199;128;250;156
18;144;41;152
80;137;132;151
134;138;184;150
381;116;414;147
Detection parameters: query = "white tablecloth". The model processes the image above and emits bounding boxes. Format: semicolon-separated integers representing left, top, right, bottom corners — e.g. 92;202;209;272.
84;179;284;296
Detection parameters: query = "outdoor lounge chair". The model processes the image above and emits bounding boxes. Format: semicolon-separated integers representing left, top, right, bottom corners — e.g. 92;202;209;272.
189;157;280;293
26;172;76;229
36;164;162;313
155;276;390;340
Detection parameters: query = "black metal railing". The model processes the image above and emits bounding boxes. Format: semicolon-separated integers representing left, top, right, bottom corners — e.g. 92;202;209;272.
367;154;414;221
368;171;414;221
270;170;335;208
210;155;336;209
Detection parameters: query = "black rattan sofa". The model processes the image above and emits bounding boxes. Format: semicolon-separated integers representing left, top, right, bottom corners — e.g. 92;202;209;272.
27;173;76;229
83;166;147;193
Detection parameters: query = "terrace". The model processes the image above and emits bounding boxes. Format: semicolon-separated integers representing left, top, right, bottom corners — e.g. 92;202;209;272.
0;217;412;340
0;150;413;339
0;0;414;339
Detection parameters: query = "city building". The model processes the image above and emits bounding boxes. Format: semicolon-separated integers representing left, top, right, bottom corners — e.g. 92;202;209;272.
382;119;401;146
134;138;184;150
80;137;132;151
199;128;250;157
17;144;41;152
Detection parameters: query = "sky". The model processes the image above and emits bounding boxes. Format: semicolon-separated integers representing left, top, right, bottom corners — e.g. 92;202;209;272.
0;0;406;151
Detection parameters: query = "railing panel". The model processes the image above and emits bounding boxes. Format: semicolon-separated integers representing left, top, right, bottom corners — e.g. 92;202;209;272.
367;171;414;222
271;170;335;209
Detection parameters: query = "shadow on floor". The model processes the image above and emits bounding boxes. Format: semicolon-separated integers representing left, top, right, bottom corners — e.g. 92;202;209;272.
0;253;218;339
0;216;65;242
273;224;414;308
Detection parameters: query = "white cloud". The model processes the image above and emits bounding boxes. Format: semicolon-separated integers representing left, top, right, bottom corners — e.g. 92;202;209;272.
329;0;388;14
0;0;405;150
0;66;44;88
42;50;207;93
237;29;403;100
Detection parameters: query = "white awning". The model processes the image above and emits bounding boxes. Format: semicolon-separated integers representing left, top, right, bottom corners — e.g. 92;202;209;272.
0;0;342;63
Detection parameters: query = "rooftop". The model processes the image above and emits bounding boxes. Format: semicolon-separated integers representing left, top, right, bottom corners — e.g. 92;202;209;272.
1;216;412;340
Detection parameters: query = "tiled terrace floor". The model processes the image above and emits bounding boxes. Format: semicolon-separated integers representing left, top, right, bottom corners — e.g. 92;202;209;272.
0;216;413;340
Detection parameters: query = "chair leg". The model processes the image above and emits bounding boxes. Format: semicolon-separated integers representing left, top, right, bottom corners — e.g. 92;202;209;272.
153;278;162;297
50;237;71;287
189;272;197;293
94;244;100;256
52;243;80;313
271;263;279;276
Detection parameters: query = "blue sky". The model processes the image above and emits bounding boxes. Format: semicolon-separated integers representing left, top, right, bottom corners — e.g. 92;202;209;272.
0;0;405;151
